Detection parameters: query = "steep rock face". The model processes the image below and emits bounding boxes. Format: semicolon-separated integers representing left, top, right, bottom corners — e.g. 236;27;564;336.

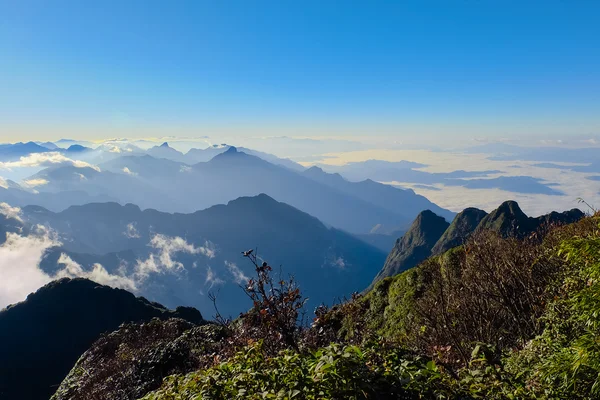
431;207;488;256
372;210;449;284
52;319;226;400
0;278;204;400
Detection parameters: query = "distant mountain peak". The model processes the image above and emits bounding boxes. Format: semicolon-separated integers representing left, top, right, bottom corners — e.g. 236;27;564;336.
307;165;323;172
224;146;238;154
160;142;170;148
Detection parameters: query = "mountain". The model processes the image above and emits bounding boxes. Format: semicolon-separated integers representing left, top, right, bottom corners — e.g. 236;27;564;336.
0;278;203;400
303;166;454;224
237;147;305;171
99;154;187;178
372;201;585;285
183;144;304;171
353;231;404;253
0;141;50;161
184;144;230;163
147;142;186;162
18;149;452;234
63;144;92;154
431;207;488;255
37;141;59;150
191;148;417;233
27;164;188;212
21;194;388;316
476;200;584;238
371;210;450;284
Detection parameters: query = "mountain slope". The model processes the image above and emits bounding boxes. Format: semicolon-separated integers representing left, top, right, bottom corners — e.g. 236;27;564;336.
372;201;585;285
0;278;203;400
21;194;388;316
372;210;450;284
431;207;488;255
189;148;414;233
147;142;186;162
303;166;455;225
21;149;453;233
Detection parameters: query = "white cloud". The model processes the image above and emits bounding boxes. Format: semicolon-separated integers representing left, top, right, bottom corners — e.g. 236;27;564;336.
0;203;23;223
55;254;137;292
205;266;224;288
23;178;49;187
0;225;137;308
225;261;249;284
122;167;137;176
330;257;346;269
0;226;60;308
135;234;215;279
123;222;141;238
0;152;100;171
0;176;7;189
0;228;219;308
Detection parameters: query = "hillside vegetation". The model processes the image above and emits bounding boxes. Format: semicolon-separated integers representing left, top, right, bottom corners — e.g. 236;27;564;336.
55;212;600;399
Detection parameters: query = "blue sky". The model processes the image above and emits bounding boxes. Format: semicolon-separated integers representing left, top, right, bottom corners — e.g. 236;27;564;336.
1;0;599;141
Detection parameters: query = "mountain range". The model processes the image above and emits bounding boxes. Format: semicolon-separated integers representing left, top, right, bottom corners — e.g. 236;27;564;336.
5;193;388;317
1;145;453;235
372;201;585;284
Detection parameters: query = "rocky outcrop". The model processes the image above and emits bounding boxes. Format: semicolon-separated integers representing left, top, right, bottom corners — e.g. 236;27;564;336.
52;319;226;400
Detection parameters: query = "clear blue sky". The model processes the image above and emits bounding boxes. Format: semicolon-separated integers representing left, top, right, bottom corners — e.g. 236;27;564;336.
1;0;599;141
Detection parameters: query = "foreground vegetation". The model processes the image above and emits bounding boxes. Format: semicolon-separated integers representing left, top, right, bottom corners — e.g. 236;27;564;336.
59;213;600;399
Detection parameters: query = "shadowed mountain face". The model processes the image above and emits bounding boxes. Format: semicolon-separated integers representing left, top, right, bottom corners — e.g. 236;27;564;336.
372;210;450;284
21;194;387;317
372;201;585;285
0;278;203;400
431;207;488;256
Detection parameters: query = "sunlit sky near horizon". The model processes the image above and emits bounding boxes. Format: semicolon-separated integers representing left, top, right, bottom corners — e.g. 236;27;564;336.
1;0;600;142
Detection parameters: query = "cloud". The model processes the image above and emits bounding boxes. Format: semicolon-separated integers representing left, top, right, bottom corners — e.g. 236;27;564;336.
123;223;141;238
23;178;49;187
0;203;23;223
0;152;100;171
122;167;137;176
54;254;137;292
0;226;60;308
225;261;249;284
205;266;224;288
135;234;215;279
0;176;7;189
330;257;346;269
0;226;143;308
